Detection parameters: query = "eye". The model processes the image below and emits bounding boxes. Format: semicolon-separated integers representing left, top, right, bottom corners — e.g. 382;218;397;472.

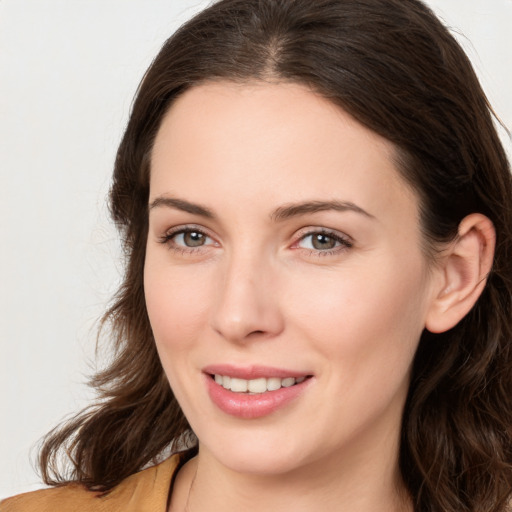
174;230;209;247
295;229;352;254
159;226;217;252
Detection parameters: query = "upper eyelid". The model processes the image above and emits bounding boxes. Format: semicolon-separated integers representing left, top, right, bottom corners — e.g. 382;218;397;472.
163;224;213;237
294;226;353;241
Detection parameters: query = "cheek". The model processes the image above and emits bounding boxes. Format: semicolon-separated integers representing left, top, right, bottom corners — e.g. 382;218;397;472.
144;261;212;353
285;255;428;374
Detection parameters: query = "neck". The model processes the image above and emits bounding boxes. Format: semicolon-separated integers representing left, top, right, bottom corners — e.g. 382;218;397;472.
171;434;412;512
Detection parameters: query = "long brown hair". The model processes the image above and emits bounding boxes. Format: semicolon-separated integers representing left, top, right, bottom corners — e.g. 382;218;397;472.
39;0;512;509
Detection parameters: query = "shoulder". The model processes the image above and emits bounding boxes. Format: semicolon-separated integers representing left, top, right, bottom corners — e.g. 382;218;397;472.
0;483;100;512
0;455;180;512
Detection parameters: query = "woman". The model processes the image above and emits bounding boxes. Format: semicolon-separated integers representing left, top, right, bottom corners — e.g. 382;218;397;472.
2;0;511;511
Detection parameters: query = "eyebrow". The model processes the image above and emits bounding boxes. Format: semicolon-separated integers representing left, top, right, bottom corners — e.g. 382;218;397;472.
148;196;373;221
271;200;374;221
149;197;215;218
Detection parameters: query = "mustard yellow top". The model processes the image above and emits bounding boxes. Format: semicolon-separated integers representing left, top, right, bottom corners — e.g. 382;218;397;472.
0;455;180;512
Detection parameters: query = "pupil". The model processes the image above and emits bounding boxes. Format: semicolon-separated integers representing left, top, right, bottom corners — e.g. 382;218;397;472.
184;231;205;247
312;234;335;250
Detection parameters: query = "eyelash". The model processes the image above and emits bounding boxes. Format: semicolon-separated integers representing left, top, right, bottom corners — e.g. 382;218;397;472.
158;226;353;257
293;229;353;257
158;225;215;254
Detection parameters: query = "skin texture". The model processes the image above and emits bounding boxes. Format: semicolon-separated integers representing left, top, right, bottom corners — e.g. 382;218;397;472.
143;82;494;512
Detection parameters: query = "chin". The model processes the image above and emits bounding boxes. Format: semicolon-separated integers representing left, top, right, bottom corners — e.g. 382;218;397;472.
195;425;316;476
213;448;306;476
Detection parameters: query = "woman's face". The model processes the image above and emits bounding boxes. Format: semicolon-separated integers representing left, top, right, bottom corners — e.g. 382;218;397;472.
145;81;439;477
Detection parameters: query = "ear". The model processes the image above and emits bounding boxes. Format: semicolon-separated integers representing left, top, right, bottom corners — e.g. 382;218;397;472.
425;213;495;334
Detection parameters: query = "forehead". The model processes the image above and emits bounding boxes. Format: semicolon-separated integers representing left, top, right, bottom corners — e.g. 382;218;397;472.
150;80;418;223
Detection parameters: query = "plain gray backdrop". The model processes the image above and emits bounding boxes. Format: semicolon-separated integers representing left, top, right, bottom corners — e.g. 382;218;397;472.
1;0;511;499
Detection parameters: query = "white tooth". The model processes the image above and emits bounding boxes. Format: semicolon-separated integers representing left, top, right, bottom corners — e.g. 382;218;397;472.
222;375;231;389
296;376;306;383
281;377;296;388
214;374;223;385
230;378;248;392
248;378;267;393
267;377;282;391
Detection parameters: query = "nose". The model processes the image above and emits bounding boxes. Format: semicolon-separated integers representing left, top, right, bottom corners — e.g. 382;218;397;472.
209;251;285;343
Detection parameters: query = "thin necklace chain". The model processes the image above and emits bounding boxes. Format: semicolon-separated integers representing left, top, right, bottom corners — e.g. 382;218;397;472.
183;464;198;512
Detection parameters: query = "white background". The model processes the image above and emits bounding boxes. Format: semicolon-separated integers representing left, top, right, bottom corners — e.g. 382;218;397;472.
1;0;511;499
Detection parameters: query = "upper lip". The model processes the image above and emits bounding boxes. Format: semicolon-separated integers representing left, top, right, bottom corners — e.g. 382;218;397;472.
202;364;311;380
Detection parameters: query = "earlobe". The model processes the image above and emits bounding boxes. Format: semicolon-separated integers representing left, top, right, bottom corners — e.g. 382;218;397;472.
425;214;495;334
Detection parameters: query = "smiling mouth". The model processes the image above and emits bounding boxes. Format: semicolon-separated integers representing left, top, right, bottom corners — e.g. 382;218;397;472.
211;374;310;394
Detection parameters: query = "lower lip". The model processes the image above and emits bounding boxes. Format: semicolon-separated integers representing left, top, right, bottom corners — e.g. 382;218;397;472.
205;375;311;419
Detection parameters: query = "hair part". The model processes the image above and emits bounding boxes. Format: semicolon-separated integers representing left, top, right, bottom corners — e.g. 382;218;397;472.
39;0;512;510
